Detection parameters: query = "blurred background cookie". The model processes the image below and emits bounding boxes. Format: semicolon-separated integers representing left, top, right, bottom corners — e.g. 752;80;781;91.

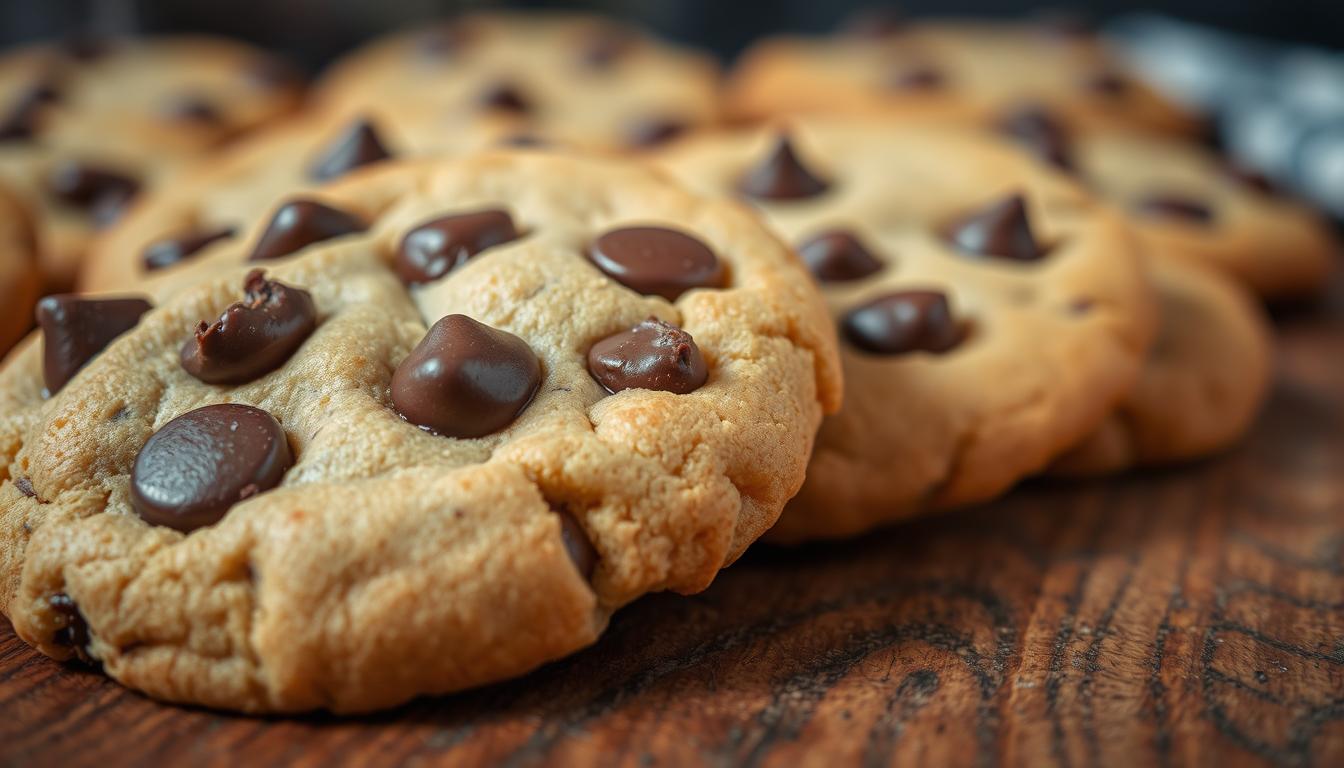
0;178;39;356
0;36;302;290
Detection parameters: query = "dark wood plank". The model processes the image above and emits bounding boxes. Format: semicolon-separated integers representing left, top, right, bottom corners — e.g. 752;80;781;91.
2;280;1342;768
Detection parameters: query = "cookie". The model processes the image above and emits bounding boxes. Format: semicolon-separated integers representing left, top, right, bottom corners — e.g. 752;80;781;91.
1053;258;1272;474
0;179;39;356
0;151;842;713
726;20;1197;137
312;12;721;151
0;36;303;290
1067;129;1337;299
656;120;1157;543
81;108;523;294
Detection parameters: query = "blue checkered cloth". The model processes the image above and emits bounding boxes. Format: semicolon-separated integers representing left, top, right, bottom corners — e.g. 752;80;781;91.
1109;14;1344;218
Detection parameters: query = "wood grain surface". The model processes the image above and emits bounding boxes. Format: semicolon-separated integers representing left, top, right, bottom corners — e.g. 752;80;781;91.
2;279;1342;768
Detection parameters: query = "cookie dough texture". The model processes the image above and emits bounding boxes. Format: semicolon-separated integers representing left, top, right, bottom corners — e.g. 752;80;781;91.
313;12;722;151
0;37;302;290
0;152;841;712
1078;131;1338;299
1053;259;1272;474
83;108;506;294
0;181;39;356
726;22;1197;136
657;120;1156;542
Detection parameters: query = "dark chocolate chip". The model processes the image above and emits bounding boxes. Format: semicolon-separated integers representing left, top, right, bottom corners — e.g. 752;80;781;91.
308;118;393;182
842;291;964;355
1136;193;1215;225
396;209;520;285
557;510;597;579
392;314;541;438
142;226;236;271
477;81;532;114
996;104;1076;172
49;593;93;663
840;7;906;38
945;194;1047;261
1085;71;1129;97
132;404;293;532
15;476;37;498
889;64;945;91
589;226;725;301
738;135;830;201
181;270;317;385
625;117;688;148
248;199;366;262
578;25;633;70
0;79;60;141
36;294;151;394
162;95;223;125
797;230;885;283
47;162;139;212
587;317;707;395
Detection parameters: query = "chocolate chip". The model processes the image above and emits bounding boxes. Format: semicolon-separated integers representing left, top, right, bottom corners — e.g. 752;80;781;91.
841;7;906;38
49;593;93;663
132;404;293;532
589;226;725;301
162;95;223;125
181;270;317;385
308;118;393;182
142;226;236;271
557;510;596;579
15;476;37;498
996;104;1076;172
47;162;139;212
396;209;520;285
1136;194;1215;225
477;82;531;114
945;194;1046;261
248;199;365;262
1085;71;1129;97
738;135;830;201
587;317;707;395
797;230;885;282
889;64;945;91
578;25;633;70
625;117;688;148
0;79;59;141
392;315;541;438
1225;165;1278;196
842;291;964;355
36;295;151;394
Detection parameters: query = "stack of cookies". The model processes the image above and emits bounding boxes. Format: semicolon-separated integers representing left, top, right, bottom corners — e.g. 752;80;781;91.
0;11;1335;713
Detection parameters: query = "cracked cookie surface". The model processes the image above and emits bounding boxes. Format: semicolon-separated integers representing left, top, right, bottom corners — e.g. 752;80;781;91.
0;151;841;713
657;119;1156;542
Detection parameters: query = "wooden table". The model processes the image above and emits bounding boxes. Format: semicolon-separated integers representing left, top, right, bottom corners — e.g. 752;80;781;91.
3;280;1342;768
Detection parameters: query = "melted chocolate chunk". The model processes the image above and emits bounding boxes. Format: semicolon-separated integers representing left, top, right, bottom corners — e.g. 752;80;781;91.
142;226;236;271
738;135;830;200
945;194;1047;261
36;295;152;394
308;118;393;182
797;230;886;282
132;404;293;532
392;315;541;438
842;291;964;355
557;510;597;579
589;226;725;301
587;317;708;394
248;199;366;261
396;209;520;285
181;270;317;384
49;593;93;663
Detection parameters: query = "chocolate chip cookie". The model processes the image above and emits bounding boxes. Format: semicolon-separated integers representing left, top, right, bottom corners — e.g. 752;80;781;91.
0;36;302;290
656;119;1156;542
1053;258;1271;474
726;20;1197;137
0;151;841;712
0;180;39;356
81;108;521;293
312;12;721;151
